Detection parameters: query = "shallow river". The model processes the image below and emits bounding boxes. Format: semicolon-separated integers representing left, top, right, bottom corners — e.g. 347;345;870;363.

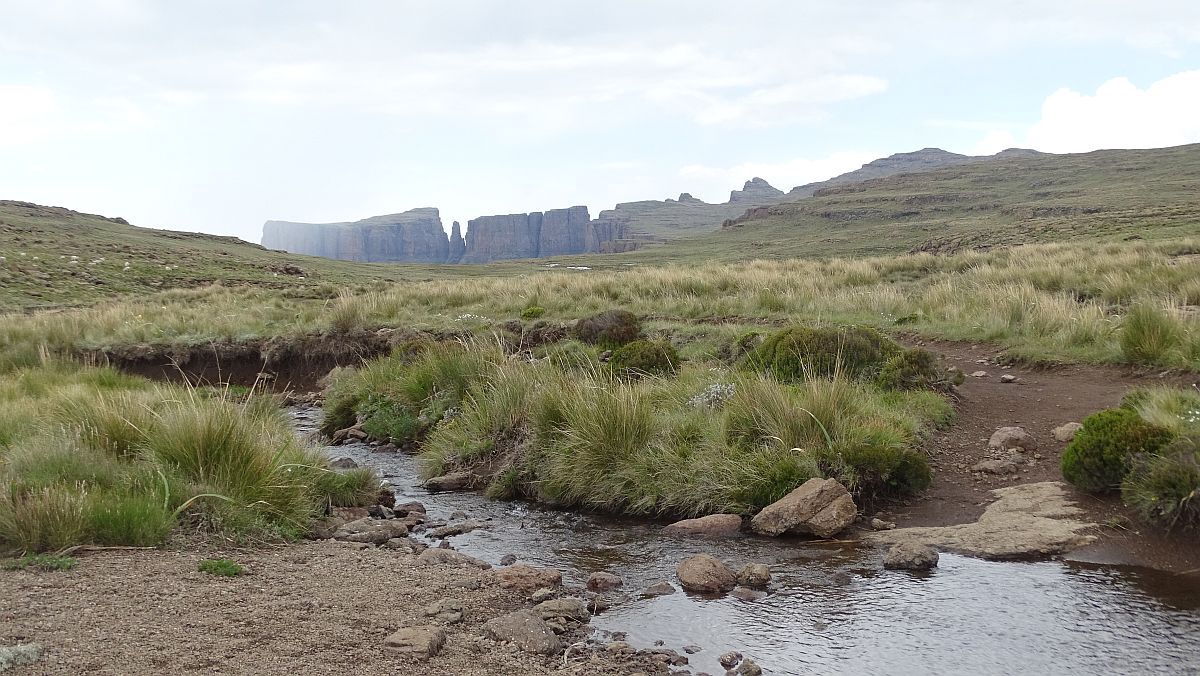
292;407;1200;675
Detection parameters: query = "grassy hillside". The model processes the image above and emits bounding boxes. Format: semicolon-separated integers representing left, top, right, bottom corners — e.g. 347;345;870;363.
0;201;555;311
594;144;1200;265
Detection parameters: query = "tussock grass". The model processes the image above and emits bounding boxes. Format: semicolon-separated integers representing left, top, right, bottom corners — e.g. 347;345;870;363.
0;362;380;553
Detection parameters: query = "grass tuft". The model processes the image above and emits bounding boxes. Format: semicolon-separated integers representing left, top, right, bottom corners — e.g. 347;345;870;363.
198;558;244;577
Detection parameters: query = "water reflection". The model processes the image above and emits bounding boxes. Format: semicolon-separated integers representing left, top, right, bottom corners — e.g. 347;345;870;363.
293;408;1200;675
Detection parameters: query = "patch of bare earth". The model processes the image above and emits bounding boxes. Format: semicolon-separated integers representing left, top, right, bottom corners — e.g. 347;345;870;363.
0;540;661;675
884;338;1200;572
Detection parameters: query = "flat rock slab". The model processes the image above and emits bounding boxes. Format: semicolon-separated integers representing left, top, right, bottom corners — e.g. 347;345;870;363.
868;481;1096;560
662;513;743;537
383;626;447;660
481;609;560;655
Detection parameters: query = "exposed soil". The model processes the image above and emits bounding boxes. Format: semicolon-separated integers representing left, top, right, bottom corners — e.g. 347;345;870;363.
885;337;1200;572
0;540;666;676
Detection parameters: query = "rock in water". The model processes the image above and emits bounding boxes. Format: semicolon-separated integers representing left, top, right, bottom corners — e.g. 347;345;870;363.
730;587;767;602
988;427;1037;452
423;472;474;491
586;571;624;592
884;543;940;570
481;610;561;655
676;554;737;593
383;626;447;659
719;651;743;668
662;513;742;537
641;581;676;597
749;478;857;538
737;563;771;587
329;456;358;469
1052;422;1083;442
497;564;562;592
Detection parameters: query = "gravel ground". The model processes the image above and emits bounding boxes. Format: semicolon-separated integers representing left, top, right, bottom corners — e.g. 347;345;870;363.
0;540;665;675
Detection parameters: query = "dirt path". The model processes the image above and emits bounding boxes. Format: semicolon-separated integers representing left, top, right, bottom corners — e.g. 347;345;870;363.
886;338;1200;572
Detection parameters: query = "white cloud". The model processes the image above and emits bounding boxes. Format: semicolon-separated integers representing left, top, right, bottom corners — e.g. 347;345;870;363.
679;151;881;200
1026;71;1200;152
972;71;1200;154
0;85;61;146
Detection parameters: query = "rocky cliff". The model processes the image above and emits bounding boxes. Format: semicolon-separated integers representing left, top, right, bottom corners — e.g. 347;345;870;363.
461;206;593;262
262;208;448;263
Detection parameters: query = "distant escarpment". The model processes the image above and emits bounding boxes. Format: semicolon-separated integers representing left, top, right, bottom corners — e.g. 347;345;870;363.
262;208;449;263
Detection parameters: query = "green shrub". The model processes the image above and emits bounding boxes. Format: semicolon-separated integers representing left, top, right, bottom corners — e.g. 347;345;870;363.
319;367;364;436
572;310;642;347
746;326;902;382
876;348;957;391
311;467;381;508
610;340;680;378
1122;386;1200;437
820;441;932;501
359;395;420;443
1;554;78;571
1122;437;1200;530
1120;304;1180;364
198;558;244;577
520;306;546;320
535;340;595;370
1061;408;1174;492
85;489;175;546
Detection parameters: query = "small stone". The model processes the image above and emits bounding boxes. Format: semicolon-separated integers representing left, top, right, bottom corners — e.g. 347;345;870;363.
730;586;767;602
587;571;624;592
423;599;465;624
424;472;473;492
430;519;483;539
414;548;490;569
970;370;988;377
662;513;742;537
719;651;743;669
683;645;702;654
870;518;896;531
450;510;468;520
533;596;590;623
884;543;939;571
988;426;1038;452
642;581;676;597
330;456;359;469
497;564;563;592
482;610;560;655
606;641;634;653
736;563;771;588
367;504;394;519
529;587;558;604
383;626;447;659
393;500;427;516
1052;422;1083;442
738;658;763;675
332;517;409;544
500;554;518;566
971;459;1019;474
999;374;1017;383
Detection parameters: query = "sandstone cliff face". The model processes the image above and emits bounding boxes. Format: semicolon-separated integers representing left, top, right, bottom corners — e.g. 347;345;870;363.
262;208;448;263
538;206;590;256
460;206;594;262
447;221;466;263
729;177;784;203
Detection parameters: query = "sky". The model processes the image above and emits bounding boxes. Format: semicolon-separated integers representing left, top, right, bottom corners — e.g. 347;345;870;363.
2;1;1199;242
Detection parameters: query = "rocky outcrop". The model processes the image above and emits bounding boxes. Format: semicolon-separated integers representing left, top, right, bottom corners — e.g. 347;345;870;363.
729;177;784;203
447;221;466;263
262;208;448;263
460;206;593;262
537;205;590;256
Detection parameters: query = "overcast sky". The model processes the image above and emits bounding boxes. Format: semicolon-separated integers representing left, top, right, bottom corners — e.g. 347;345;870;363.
2;1;1199;242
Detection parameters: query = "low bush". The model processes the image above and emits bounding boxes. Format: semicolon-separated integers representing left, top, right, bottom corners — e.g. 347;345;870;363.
746;326;902;382
1120;304;1180;364
520;306;546;320
572;310;642;347
876;348;960;391
198;558;244;577
1061;408;1174;492
1122;386;1200;437
1122;437;1200;530
610;340;680;378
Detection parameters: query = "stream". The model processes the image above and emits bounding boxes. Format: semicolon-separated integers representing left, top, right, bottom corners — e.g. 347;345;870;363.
292;407;1200;675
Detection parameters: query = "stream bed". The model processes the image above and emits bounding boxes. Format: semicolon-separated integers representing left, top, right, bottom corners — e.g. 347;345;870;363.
293;407;1200;675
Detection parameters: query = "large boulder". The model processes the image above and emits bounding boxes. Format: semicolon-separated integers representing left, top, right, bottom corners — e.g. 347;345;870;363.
676;554;737;593
414;548;490;569
883;543;939;570
749;478;857;539
383;626;447;660
332;518;409;545
662;513;742;537
481;610;560;655
988;426;1037;452
497;565;562;592
737;563;771;588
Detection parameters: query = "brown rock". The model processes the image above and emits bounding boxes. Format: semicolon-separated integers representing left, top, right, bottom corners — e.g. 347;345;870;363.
884;542;940;570
989;427;1037;452
332;518;408;545
676;554;736;593
424;472;474;492
533;597;589;623
662;513;742;537
481;610;560;655
497;564;562;592
383;625;447;659
749;478;857;539
586;572;623;592
1052;422;1083;443
736;564;771;588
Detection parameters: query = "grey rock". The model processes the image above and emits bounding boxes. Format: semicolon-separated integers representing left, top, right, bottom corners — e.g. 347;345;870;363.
871;518;897;530
366;504;393;519
332;518;409;545
663;513;742;537
719;651;743;668
499;554;518;566
529;587;558;604
497;564;562;592
533;596;590;623
737;657;763;675
971;459;1020;475
683;644;703;654
676;554;737;593
1052;422;1083;442
423;598;465;624
749;478;857;538
988;426;1037;452
430;519;483;539
424;472;474;492
1000;374;1017;383
481;609;560;655
383;626;447;659
883;543;940;570
330;456;359;469
730;586;767;602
